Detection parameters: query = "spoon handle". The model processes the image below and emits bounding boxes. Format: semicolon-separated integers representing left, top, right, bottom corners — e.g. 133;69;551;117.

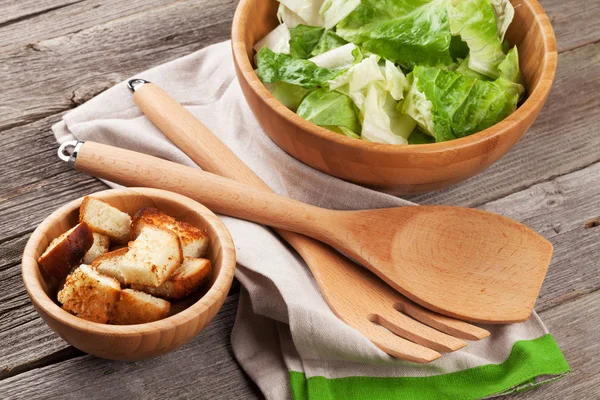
75;141;339;243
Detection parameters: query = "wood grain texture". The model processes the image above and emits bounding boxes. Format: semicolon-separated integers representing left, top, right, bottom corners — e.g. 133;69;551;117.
413;41;600;207
22;188;236;360
0;0;594;206
0;258;72;378
0;0;81;26
0;115;108;241
541;0;600;52
479;161;600;313
75;141;552;325
232;0;557;194
0;294;261;400
0;0;235;131
505;291;600;400
131;82;489;363
0;0;597;395
1;292;597;399
0;0;174;50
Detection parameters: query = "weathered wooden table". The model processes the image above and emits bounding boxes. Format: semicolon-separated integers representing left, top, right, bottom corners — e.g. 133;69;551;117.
0;0;598;398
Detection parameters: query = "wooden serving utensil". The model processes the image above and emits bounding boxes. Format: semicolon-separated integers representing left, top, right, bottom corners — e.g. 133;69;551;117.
126;80;490;362
60;139;552;326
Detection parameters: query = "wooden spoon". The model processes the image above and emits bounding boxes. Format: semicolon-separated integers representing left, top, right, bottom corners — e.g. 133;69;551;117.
62;140;552;325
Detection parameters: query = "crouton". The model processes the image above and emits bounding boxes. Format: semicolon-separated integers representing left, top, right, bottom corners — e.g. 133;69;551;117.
82;233;110;264
109;289;170;325
103;225;182;287
92;248;129;284
38;222;94;279
79;196;131;243
132;207;209;258
132;257;211;300
58;264;121;323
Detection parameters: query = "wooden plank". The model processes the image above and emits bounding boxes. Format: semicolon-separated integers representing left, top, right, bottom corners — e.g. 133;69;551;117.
0;0;596;54
2;290;597;399
412;41;600;207
506;291;600;399
0;0;235;131
540;0;600;52
0;294;261;399
0;257;72;377
0;0;81;26
478;161;600;312
0;115;108;241
0;0;175;50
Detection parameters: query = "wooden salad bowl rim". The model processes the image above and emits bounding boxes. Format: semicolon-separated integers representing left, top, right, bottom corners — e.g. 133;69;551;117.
22;187;236;337
231;0;558;156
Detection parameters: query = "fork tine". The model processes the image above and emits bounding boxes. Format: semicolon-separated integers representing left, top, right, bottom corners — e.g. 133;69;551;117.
397;299;490;341
373;311;467;353
356;320;441;363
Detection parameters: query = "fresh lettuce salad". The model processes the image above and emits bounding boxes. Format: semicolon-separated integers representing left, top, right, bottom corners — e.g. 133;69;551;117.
254;0;524;144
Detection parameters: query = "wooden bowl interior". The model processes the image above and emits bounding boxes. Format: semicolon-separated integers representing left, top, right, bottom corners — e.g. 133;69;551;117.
30;192;225;315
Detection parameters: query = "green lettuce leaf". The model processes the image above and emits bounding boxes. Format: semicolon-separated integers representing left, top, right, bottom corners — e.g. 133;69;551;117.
278;4;309;28
336;0;454;69
256;47;341;88
328;125;361;139
289;25;325;59
456;55;491;80
328;55;385;109
297;89;361;134
498;47;523;86
278;0;325;27
361;86;415;144
408;128;436;144
311;30;348;56
448;0;505;78
309;43;358;70
253;23;291;54
403;65;521;142
449;35;469;60
264;82;311;111
491;0;515;42
327;55;415;143
383;60;411;101
320;0;361;29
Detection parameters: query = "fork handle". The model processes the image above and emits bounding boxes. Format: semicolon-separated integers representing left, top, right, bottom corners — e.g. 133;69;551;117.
131;82;269;189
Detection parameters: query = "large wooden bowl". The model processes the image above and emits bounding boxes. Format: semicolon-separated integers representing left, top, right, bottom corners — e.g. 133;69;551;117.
22;188;236;360
231;0;557;194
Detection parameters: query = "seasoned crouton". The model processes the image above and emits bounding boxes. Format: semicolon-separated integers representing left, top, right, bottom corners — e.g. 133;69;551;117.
58;264;121;323
109;289;170;325
82;233;110;264
132;257;211;300
104;225;182;287
80;196;131;243
92;248;129;284
38;222;94;279
132;207;209;258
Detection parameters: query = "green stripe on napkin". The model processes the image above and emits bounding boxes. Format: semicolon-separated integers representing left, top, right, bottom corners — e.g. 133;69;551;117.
290;334;570;400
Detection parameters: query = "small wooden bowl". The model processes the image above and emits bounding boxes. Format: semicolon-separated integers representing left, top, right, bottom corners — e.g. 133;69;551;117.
231;0;557;194
22;188;236;361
